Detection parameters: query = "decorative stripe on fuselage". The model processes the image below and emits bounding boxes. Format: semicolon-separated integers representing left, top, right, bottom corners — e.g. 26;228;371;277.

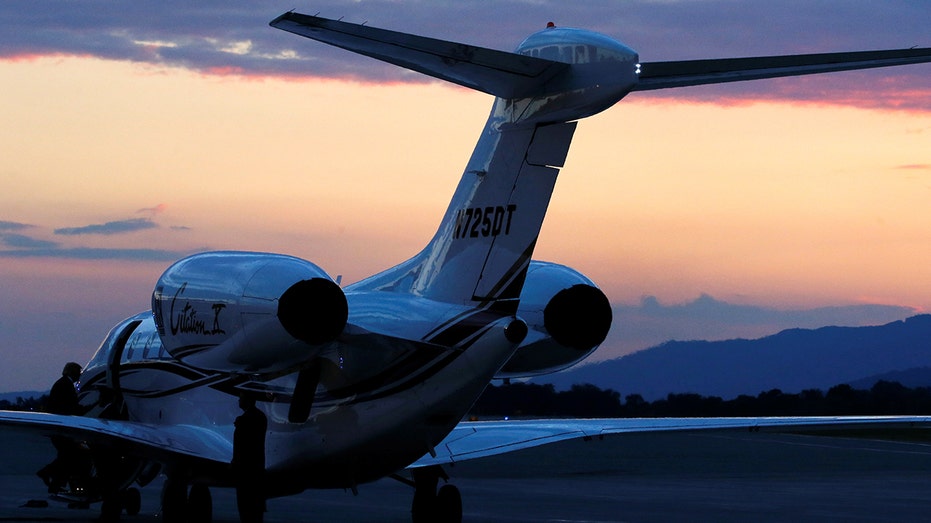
88;328;492;411
472;239;537;308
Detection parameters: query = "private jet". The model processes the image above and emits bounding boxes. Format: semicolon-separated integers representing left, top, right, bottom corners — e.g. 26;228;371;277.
2;10;930;522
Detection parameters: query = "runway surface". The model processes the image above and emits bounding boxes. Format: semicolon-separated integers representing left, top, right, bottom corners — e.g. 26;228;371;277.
3;430;931;522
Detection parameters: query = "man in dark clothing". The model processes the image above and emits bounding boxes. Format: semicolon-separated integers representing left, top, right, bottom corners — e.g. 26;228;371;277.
93;388;125;522
46;362;81;415
232;394;267;523
37;362;83;493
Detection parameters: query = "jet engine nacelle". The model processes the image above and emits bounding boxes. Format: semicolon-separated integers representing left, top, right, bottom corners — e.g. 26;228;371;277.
496;261;612;378
152;251;347;374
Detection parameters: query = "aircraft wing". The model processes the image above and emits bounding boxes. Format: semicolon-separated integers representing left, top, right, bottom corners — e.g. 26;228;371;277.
0;410;231;474
411;416;931;467
269;11;567;99
633;48;931;91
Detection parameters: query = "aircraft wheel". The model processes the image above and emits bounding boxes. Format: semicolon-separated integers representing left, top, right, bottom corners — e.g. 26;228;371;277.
188;483;213;523
436;484;462;523
410;489;436;523
161;478;187;522
121;487;141;516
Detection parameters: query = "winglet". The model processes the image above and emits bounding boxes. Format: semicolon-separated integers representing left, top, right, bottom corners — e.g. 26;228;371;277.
270;11;567;98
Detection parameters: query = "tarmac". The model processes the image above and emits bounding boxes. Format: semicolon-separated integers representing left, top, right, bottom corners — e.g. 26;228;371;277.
3;430;931;522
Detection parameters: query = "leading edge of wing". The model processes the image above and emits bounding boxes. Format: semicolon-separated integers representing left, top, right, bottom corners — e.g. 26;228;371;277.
411;416;931;467
0;410;231;468
633;47;931;91
269;11;567;99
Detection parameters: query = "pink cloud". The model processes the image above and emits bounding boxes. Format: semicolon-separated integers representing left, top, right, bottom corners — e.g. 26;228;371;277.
137;203;168;216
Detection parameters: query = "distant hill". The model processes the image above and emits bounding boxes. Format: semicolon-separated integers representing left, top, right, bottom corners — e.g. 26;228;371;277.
848;366;931;390
535;315;931;400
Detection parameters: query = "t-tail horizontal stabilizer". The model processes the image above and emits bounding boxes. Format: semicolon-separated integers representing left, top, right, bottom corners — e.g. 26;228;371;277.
269;11;568;98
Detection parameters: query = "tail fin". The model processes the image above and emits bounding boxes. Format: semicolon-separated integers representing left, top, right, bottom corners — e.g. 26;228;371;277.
348;111;576;312
414;118;576;310
272;13;582;310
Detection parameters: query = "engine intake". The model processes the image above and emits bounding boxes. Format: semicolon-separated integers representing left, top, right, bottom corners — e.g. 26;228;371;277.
278;278;348;345
544;284;612;351
496;261;612;378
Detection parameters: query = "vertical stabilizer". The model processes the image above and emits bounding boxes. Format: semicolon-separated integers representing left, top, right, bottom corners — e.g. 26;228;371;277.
352;113;576;312
427;119;577;307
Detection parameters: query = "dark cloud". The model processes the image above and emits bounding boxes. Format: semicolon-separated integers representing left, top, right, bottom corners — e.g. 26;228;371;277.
0;1;927;110
627;294;914;328
54;218;158;236
0;224;193;260
0;220;32;231
0;246;192;262
0;214;193;260
598;294;916;357
0;233;58;250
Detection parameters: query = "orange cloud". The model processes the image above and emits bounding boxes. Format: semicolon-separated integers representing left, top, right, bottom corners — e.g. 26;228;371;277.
137;203;168;215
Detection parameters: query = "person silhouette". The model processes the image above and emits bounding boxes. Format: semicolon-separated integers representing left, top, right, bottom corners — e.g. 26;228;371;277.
36;362;82;493
232;394;267;523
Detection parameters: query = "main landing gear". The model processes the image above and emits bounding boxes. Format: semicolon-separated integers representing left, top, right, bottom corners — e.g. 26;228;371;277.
161;477;213;523
405;466;462;523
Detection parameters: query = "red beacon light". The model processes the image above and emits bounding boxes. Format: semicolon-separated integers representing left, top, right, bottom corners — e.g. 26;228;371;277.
546;22;555;28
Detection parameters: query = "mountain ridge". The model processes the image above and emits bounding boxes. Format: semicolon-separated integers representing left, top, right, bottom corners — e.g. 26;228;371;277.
536;314;931;400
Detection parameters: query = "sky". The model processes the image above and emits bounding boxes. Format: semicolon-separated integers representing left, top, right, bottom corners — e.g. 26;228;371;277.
1;1;929;392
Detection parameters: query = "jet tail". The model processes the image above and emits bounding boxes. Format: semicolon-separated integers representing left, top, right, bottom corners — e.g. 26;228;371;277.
273;13;587;312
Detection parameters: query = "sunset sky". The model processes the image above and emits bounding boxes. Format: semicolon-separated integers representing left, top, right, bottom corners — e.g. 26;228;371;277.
1;2;929;393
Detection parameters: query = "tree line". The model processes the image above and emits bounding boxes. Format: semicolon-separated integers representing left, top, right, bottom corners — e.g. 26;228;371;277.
469;380;931;418
5;380;931;417
0;395;47;412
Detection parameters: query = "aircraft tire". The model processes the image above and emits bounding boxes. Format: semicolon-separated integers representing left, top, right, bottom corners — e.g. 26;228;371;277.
410;489;435;523
188;484;213;523
161;478;186;522
121;487;141;516
436;484;462;523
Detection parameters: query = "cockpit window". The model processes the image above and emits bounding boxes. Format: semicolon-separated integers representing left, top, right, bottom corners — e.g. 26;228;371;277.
85;314;145;373
119;320;165;363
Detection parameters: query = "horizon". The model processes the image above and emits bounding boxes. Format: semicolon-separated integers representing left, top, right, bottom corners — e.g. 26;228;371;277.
1;1;929;393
